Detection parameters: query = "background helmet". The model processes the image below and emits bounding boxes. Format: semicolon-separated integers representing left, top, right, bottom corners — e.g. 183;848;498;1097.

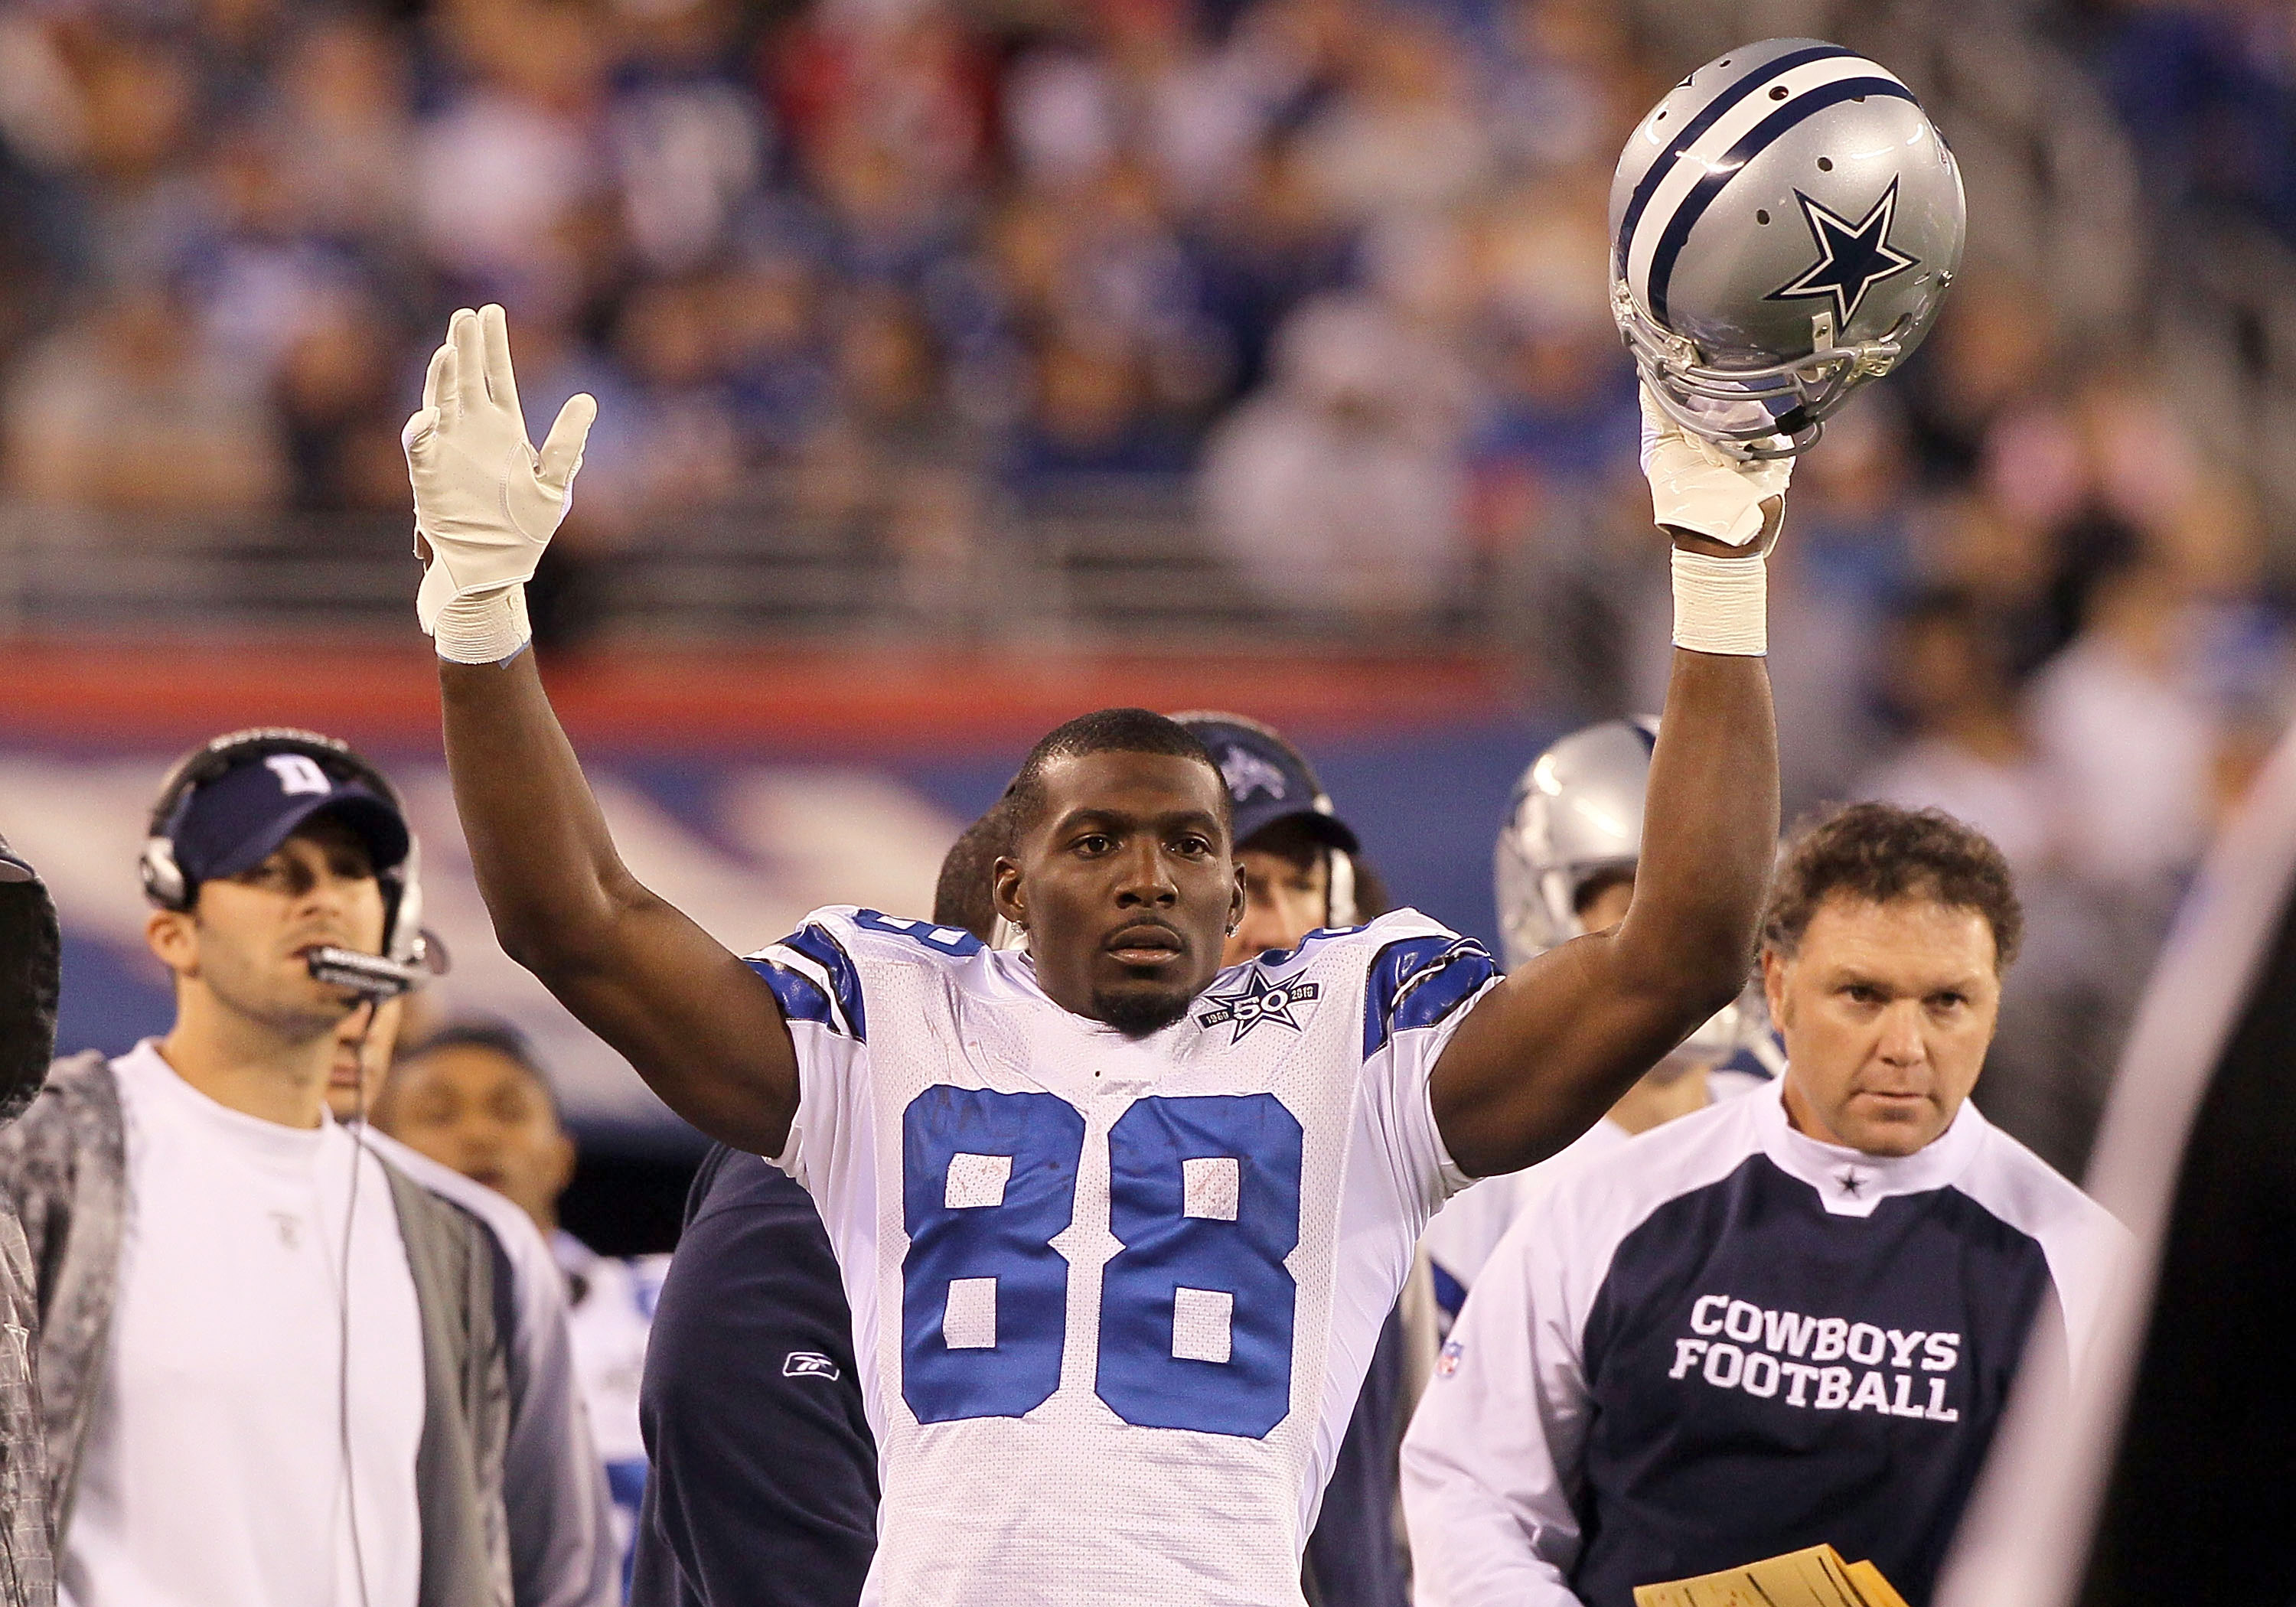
1495;717;1751;1061
1609;38;1966;458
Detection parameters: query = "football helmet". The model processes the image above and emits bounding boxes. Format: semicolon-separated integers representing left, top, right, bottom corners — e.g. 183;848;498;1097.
1495;718;1753;1061
1609;37;1965;458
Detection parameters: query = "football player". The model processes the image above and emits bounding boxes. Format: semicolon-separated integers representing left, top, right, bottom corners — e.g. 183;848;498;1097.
628;806;1013;1607
1420;718;1783;1315
403;298;1782;1603
1172;712;1406;1607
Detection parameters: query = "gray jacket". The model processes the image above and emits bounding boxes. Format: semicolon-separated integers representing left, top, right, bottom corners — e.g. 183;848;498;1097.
0;1052;514;1607
0;839;61;1607
360;1127;621;1607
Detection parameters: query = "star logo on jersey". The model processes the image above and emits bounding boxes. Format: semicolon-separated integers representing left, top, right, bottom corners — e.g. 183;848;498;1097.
1765;179;1919;329
1835;1167;1866;1198
1196;969;1321;1042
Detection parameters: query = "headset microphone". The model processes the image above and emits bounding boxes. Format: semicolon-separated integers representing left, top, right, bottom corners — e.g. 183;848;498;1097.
307;946;426;999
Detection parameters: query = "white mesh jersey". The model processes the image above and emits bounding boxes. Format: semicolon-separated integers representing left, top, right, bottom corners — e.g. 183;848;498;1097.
748;905;1501;1606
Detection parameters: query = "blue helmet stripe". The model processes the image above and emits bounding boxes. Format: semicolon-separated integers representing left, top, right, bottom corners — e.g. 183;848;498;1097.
1645;77;1917;328
1613;44;1856;273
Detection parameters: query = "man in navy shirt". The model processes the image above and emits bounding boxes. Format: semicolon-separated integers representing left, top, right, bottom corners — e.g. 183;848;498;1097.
1401;803;2126;1607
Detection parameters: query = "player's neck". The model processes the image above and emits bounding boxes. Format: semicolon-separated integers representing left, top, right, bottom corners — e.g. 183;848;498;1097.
158;994;336;1129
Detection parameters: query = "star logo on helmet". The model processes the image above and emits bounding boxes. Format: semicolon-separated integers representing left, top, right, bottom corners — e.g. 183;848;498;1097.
1195;968;1321;1042
1766;178;1920;330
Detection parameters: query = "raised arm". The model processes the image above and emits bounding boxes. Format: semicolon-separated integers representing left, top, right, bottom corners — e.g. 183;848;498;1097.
1430;399;1783;1178
410;306;797;1156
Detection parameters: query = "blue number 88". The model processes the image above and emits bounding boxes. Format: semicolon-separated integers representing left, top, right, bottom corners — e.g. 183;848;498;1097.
900;1088;1303;1438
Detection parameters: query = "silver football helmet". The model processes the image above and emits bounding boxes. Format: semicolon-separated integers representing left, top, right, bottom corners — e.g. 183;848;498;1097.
1609;37;1965;458
1495;718;1754;1061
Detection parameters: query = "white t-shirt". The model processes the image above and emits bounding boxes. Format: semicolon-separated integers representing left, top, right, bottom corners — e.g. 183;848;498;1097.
62;1042;426;1607
553;1231;669;1573
357;1129;622;1607
750;905;1500;1606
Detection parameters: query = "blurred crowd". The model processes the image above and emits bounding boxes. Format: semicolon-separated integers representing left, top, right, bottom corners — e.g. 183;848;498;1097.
0;0;2292;1171
0;0;1657;597
2076;0;2296;246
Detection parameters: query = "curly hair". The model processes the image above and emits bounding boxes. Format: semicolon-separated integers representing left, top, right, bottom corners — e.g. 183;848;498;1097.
1761;801;2024;970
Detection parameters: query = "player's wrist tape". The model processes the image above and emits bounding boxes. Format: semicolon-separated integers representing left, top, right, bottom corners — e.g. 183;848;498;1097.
431;584;531;666
1671;547;1766;656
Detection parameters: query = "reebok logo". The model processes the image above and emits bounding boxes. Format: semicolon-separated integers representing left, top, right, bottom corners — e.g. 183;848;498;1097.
784;1351;842;1380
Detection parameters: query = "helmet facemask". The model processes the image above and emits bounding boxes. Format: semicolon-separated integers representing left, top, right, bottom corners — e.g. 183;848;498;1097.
1614;279;1920;461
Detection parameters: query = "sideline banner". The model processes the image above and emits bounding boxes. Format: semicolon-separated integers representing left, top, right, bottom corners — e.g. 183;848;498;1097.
2;720;1545;1133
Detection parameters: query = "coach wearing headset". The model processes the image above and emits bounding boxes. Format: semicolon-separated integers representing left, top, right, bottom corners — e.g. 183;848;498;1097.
0;729;518;1607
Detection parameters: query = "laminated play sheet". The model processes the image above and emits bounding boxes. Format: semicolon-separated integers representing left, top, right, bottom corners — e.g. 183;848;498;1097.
1632;1544;1910;1607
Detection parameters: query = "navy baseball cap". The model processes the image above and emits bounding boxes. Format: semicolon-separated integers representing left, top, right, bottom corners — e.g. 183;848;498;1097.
1170;712;1360;853
166;753;410;888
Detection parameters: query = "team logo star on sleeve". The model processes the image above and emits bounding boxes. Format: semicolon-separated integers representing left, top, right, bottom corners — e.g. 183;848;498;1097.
1766;178;1919;328
1196;968;1321;1042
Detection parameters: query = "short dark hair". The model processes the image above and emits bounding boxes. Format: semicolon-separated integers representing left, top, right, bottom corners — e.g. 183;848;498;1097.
1762;801;2024;970
398;1019;562;1118
933;804;1013;941
1001;709;1230;839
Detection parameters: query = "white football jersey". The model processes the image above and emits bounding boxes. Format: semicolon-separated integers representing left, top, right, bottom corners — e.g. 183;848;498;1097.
750;906;1501;1606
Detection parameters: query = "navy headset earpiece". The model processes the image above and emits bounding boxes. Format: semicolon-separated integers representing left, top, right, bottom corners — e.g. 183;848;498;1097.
141;727;429;970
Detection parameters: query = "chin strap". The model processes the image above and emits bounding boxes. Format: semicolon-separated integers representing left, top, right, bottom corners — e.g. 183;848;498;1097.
1327;850;1358;928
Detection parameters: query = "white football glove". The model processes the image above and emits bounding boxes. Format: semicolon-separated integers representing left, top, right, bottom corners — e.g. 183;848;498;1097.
403;304;596;663
1638;385;1792;549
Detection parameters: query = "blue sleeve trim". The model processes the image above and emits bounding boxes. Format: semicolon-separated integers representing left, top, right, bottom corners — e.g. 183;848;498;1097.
750;923;868;1041
853;909;983;957
1431;1262;1469;1320
747;957;837;1033
1363;935;1499;1058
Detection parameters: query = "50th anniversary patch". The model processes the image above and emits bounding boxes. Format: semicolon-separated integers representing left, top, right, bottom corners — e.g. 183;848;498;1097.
1196;970;1322;1042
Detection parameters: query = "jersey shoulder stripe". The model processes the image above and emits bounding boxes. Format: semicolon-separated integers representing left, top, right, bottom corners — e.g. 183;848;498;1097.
1363;933;1499;1058
746;906;987;1042
747;918;869;1040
